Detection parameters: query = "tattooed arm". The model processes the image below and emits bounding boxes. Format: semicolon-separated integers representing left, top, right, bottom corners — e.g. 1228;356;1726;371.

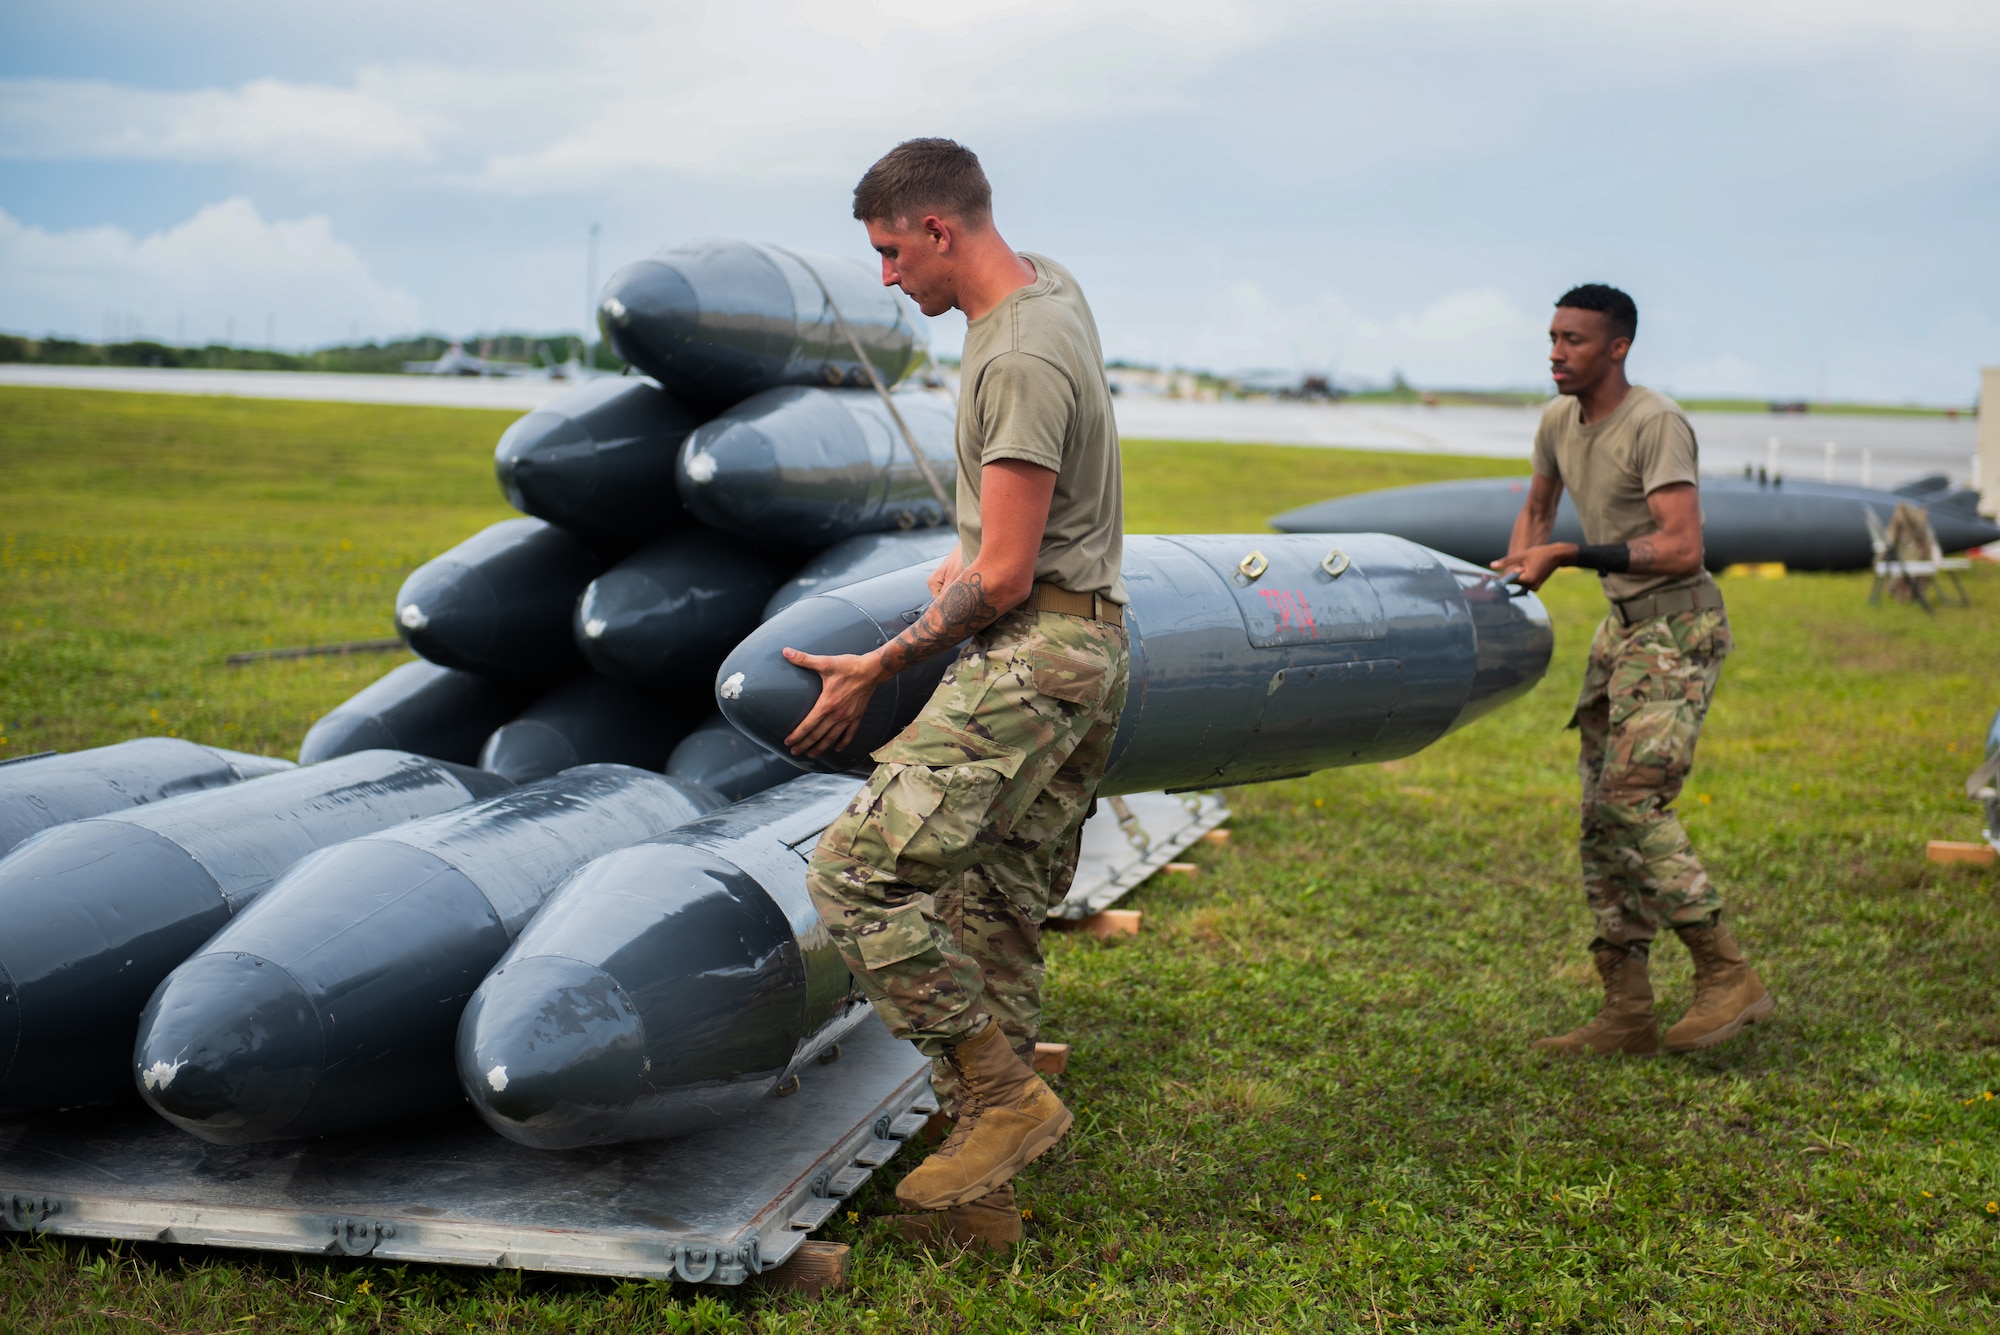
782;460;1058;758
1630;483;1704;574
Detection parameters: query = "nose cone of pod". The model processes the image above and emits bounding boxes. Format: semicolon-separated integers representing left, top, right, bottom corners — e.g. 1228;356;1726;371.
1444;561;1554;732
477;675;687;784
299;660;524;765
667;713;803;802
134;951;321;1142
458;837;813;1149
715;562;945;774
574;532;781;687
395;519;601;683
674;413;785;537
494;378;698;548
477;719;582;786
457;954;646;1145
135;837;509;1144
597;259;703;390
676;387;956;546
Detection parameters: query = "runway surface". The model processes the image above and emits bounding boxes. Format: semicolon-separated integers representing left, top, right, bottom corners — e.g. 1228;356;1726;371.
1;364;1977;487
1111;397;1980;488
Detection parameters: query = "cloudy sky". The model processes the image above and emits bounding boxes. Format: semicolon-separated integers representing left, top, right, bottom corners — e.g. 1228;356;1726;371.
2;0;1995;402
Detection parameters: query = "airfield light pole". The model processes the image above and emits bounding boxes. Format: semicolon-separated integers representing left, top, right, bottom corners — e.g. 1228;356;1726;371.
585;222;601;369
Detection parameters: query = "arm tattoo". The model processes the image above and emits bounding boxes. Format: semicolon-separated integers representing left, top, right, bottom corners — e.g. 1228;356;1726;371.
879;570;1005;674
1627;536;1660;570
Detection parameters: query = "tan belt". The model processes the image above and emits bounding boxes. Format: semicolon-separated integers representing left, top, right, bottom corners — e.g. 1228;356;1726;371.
1613;580;1725;627
1031;581;1125;628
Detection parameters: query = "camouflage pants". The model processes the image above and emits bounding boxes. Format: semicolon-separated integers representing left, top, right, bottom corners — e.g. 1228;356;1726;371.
805;607;1130;1069
1574;604;1732;947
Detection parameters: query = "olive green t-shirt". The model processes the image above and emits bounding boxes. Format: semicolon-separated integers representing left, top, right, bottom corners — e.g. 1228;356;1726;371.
1531;385;1707;603
954;252;1127;604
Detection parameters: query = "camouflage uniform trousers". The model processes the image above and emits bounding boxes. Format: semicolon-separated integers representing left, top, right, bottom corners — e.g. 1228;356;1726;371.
1573;603;1733;948
806;606;1131;1095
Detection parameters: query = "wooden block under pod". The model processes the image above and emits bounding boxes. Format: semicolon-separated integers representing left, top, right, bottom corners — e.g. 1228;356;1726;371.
1057;908;1142;939
1928;840;1997;866
754;1240;850;1294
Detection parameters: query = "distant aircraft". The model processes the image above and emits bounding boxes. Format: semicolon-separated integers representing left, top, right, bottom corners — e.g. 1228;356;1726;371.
402;339;603;381
535;341;604;383
402;341;522;377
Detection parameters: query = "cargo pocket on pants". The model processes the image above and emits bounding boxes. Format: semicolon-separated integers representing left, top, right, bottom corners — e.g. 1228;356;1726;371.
1613;698;1697;778
856;899;947;971
1023;647;1113;712
863;724;1027;882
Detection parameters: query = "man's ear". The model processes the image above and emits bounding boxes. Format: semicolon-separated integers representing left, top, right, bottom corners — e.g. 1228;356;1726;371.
922;213;952;254
1609;335;1632;363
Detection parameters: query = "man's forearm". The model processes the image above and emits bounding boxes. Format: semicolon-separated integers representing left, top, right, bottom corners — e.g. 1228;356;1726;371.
875;567;1014;677
1626;533;1701;574
1511;506;1556;555
1559;535;1701;576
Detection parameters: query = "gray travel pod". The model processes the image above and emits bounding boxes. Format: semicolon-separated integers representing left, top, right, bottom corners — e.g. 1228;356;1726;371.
717;533;1555;792
457;773;870;1148
596;239;925;413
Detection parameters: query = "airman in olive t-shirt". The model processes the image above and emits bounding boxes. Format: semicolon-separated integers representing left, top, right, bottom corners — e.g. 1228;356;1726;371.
1496;284;1773;1062
783;139;1128;1251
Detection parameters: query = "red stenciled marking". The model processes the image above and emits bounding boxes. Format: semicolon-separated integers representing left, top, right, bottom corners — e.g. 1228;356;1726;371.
1257;589;1318;638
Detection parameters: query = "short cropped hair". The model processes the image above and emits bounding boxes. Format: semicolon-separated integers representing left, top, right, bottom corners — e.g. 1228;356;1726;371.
1555;284;1638;342
852;139;993;227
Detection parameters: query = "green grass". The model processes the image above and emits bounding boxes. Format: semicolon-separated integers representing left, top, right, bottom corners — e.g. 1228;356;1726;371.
3;387;1998;1332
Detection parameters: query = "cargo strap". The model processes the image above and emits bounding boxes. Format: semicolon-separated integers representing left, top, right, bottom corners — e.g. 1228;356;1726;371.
1612;580;1724;627
1032;581;1125;628
768;245;956;527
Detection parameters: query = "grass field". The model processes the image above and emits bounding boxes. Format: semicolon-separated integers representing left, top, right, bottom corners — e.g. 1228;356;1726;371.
2;387;1997;1332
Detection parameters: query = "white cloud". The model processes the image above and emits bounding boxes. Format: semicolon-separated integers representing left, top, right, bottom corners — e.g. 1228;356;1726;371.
0;198;422;346
2;0;1990;182
0;75;445;168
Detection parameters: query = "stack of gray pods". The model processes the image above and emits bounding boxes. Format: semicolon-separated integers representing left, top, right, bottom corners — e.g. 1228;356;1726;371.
299;238;959;794
121;239;967;1146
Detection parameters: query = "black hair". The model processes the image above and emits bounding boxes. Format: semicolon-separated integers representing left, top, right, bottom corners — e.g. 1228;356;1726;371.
1555;284;1637;342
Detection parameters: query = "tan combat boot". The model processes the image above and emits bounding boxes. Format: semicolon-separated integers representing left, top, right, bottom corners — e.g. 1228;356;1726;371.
889;1181;1022;1251
894;1023;1073;1210
1664;919;1773;1052
1532;942;1661;1056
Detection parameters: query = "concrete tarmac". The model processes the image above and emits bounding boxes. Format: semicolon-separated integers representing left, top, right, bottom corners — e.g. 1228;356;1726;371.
1111;397;1981;488
0;365;1975;486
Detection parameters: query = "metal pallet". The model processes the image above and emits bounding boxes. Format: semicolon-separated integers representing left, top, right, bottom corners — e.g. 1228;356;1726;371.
1055;790;1229;919
0;1017;930;1285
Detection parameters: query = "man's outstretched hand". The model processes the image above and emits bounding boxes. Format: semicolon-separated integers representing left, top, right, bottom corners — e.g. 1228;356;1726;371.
1491;544;1568;592
781;647;885;759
